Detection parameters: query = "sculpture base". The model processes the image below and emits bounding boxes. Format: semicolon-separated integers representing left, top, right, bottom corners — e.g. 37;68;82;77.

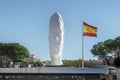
47;65;64;67
50;58;63;66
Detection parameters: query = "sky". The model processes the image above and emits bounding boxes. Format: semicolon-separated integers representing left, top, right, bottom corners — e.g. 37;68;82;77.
0;0;120;61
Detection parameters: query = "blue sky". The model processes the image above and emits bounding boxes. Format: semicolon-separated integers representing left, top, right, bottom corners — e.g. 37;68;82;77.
0;0;120;61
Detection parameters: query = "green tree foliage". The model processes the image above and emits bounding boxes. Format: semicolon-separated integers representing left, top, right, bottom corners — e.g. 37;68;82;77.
63;59;101;67
20;61;43;67
35;61;43;66
91;36;120;58
104;39;117;54
63;59;82;67
0;43;29;63
91;36;120;66
115;36;120;49
91;42;108;58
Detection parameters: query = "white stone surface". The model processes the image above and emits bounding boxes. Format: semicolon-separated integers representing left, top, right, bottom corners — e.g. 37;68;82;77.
49;12;64;65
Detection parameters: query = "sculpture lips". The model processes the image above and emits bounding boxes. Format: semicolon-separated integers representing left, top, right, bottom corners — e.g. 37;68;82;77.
49;12;64;65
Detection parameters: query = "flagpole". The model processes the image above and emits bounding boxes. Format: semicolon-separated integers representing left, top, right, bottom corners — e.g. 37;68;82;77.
81;22;97;68
82;22;84;68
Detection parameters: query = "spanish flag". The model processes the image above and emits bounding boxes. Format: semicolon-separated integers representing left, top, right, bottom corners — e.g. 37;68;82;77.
83;22;97;37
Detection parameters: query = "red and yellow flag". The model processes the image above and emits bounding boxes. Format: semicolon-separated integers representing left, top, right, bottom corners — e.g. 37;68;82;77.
83;22;97;37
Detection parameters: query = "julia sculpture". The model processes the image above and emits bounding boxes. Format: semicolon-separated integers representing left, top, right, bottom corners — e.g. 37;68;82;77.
49;12;64;66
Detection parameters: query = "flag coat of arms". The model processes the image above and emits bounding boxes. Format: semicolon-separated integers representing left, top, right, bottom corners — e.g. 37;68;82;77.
83;22;97;37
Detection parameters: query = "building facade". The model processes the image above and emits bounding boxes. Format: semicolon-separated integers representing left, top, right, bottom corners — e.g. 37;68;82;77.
24;54;40;63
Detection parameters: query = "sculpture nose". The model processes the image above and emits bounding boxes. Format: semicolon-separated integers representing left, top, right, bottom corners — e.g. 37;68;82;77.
56;36;58;41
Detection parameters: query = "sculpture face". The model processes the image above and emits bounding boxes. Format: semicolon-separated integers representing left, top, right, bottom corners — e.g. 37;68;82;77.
49;13;64;65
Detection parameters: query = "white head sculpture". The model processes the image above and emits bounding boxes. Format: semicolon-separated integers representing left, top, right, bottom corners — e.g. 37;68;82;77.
49;12;64;66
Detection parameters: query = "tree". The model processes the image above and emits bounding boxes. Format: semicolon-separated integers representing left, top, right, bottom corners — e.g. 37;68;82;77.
63;59;98;67
0;55;12;68
63;59;82;67
20;61;43;67
91;36;120;66
114;56;120;67
91;42;109;65
115;36;120;50
104;39;117;54
91;36;120;57
0;43;29;67
91;42;108;58
91;40;116;65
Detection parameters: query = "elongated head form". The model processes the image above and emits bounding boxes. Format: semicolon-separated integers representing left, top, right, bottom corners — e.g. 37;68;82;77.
49;12;64;66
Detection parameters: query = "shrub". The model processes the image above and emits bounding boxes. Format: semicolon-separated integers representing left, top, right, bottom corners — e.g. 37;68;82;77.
114;57;120;67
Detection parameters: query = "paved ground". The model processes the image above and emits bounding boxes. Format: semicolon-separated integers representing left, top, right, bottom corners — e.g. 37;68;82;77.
116;68;120;80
